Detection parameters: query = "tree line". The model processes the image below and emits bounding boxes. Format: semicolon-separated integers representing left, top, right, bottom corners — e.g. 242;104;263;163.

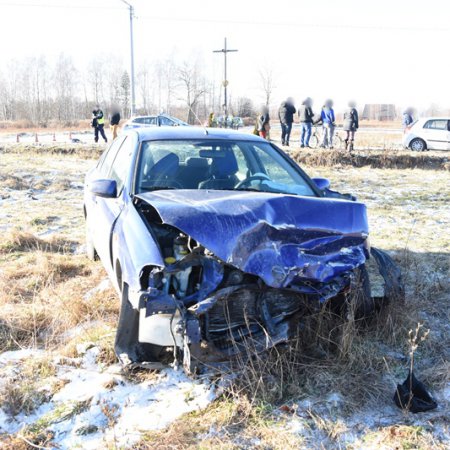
0;52;260;126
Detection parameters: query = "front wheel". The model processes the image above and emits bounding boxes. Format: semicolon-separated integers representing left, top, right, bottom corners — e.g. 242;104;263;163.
410;138;426;152
332;134;343;150
309;134;319;149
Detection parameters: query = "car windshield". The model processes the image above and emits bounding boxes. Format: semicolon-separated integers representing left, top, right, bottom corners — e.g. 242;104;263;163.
135;140;316;196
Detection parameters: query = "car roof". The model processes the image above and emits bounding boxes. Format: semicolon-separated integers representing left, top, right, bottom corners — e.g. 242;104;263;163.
417;117;450;122
131;114;172;119
125;126;267;142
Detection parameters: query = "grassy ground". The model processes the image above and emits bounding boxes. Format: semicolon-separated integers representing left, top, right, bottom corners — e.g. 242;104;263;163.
0;144;448;449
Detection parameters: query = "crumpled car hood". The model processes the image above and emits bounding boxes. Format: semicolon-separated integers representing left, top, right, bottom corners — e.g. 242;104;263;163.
136;190;369;288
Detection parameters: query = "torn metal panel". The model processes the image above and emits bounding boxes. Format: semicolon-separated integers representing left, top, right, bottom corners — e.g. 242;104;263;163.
370;247;405;303
136;190;369;287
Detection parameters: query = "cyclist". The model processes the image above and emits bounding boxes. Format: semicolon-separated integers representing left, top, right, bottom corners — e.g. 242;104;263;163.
320;99;336;149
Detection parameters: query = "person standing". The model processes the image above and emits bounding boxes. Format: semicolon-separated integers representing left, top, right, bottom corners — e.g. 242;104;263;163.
298;97;314;148
257;106;270;139
110;107;121;140
320;99;336;148
343;101;359;151
278;97;296;146
402;108;414;129
92;105;108;143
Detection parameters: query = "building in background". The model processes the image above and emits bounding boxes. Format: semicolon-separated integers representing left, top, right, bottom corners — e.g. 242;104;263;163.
362;104;397;121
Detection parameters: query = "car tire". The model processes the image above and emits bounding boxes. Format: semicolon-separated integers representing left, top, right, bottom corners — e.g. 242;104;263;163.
410;138;426;152
115;283;168;367
309;135;319;149
346;264;375;320
85;219;98;261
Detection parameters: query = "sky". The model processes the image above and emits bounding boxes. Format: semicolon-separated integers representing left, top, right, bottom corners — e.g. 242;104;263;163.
2;0;450;111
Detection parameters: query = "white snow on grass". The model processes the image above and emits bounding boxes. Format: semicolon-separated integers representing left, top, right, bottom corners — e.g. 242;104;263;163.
0;347;216;449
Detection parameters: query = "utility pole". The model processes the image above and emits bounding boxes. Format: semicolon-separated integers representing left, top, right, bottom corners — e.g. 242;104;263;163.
120;0;136;117
213;38;238;126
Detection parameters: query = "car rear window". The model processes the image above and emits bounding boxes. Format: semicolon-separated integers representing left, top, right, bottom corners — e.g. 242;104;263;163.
423;120;448;130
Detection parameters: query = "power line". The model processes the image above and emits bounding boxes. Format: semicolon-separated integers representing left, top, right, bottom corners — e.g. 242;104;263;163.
1;1;448;32
0;1;121;9
137;15;450;33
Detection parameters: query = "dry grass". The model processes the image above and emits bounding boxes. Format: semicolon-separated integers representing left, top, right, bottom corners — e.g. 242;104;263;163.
0;357;57;416
0;143;103;158
0;230;77;254
351;424;447;449
0;118;91;132
136;397;303;450
291;148;449;170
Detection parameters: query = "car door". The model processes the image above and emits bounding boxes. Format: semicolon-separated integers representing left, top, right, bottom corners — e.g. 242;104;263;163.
85;136;125;244
422;119;448;150
90;136;135;268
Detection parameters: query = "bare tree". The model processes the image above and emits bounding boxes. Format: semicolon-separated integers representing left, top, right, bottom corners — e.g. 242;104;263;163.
54;53;78;122
87;56;106;105
137;61;153;114
120;71;131;118
259;66;276;108
233;97;255;118
104;56;123;110
177;60;206;124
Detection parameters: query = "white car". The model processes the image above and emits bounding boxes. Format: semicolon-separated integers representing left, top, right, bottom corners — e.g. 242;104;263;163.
403;117;450;151
123;114;189;131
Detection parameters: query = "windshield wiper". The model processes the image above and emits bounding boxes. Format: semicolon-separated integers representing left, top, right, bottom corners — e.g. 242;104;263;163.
234;187;264;192
140;186;176;192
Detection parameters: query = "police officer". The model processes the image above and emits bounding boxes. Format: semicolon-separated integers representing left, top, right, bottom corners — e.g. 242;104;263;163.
92;105;108;143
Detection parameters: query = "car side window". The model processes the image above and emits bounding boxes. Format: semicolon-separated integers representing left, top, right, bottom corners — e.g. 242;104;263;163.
159;116;173;126
109;137;134;195
424;120;448;130
98;137;126;177
134;118;145;124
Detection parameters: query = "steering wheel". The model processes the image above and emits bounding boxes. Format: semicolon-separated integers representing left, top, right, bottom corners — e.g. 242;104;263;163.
235;173;271;189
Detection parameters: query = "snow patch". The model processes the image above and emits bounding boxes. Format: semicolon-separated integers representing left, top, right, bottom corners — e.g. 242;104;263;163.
0;347;216;449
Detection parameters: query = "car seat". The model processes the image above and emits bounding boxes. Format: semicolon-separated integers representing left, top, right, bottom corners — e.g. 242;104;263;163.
182;157;210;188
198;151;239;190
141;152;181;189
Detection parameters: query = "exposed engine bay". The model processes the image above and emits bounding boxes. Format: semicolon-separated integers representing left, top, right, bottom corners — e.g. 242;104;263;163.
114;197;404;373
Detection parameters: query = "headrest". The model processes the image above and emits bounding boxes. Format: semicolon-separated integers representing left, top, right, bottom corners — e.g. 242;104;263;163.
211;151;238;178
147;153;179;179
186;157;209;168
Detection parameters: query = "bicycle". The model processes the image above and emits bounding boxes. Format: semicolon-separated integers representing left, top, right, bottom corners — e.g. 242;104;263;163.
308;124;343;150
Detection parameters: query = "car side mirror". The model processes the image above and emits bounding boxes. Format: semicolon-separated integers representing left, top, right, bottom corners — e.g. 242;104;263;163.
90;179;117;198
312;177;331;190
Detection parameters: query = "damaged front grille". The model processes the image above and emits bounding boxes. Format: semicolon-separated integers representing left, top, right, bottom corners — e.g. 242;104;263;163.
201;288;307;351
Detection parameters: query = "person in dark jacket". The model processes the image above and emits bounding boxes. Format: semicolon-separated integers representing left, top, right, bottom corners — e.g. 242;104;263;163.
110;107;121;140
298;97;314;148
92;105;108;143
257;106;270;140
343;101;359;151
402;108;414;129
320;99;336;148
278;97;296;146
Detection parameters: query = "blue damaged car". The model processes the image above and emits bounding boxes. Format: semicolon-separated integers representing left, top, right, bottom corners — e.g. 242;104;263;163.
83;127;402;370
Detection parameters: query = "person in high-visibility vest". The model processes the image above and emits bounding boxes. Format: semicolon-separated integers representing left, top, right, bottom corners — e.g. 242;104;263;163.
92;105;108;143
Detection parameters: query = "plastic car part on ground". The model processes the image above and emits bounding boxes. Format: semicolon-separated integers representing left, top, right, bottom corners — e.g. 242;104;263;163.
394;370;438;413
